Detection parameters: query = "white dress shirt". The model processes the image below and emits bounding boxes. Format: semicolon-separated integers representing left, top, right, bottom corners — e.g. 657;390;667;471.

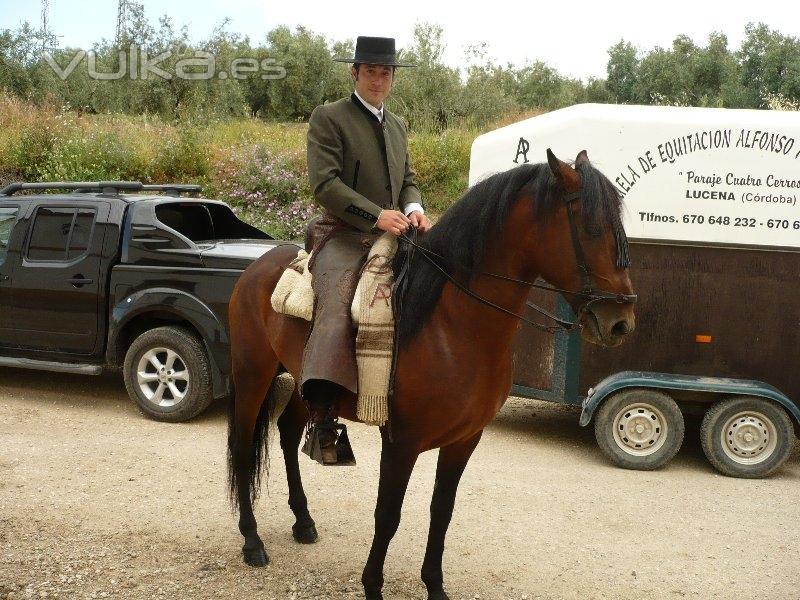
353;89;424;218
354;88;384;123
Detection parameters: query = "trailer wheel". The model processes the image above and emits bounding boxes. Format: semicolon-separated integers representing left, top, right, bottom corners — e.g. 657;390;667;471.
700;396;794;478
123;325;213;422
594;388;684;470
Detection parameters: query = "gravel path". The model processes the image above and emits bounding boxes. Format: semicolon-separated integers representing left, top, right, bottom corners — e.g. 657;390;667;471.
1;368;799;599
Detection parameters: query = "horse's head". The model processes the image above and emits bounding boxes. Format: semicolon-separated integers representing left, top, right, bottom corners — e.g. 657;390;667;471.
521;149;636;347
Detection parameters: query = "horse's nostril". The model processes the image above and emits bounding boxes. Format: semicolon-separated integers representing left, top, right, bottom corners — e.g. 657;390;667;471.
611;320;631;337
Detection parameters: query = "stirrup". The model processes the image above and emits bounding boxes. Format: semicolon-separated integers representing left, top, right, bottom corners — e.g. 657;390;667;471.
302;421;356;466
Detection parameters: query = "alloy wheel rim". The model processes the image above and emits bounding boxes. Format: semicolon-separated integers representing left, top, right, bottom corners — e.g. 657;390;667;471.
136;347;190;408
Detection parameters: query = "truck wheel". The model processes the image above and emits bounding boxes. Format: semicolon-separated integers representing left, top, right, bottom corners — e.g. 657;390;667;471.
123;325;213;422
700;396;794;478
594;388;684;470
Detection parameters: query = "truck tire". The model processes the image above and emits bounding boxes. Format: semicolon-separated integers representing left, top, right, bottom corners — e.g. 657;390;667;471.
123;325;213;422
700;396;794;478
594;388;684;470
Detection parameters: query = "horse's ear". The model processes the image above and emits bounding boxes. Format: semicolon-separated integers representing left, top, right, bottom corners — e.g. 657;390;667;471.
546;148;579;188
546;148;562;175
575;149;589;166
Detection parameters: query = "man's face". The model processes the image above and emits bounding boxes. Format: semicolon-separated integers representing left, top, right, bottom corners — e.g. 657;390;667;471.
352;64;394;108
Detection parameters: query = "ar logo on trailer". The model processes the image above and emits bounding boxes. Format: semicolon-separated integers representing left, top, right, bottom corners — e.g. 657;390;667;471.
513;137;530;164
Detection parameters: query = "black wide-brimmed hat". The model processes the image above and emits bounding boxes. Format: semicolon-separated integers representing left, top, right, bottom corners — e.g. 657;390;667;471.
333;36;416;68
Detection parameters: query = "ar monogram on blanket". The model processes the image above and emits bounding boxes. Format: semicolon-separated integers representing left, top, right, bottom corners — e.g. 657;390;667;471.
270;233;399;426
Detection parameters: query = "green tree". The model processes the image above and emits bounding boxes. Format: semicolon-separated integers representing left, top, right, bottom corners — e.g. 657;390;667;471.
390;22;462;131
622;33;745;108
262;26;338;120
739;22;800;108
515;61;569;109
606;40;639;103
635;40;694;105
693;32;739;105
0;23;41;100
458;43;518;128
585;77;612;103
324;40;353;103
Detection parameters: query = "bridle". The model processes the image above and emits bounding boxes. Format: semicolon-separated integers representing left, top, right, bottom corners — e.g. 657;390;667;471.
396;189;638;334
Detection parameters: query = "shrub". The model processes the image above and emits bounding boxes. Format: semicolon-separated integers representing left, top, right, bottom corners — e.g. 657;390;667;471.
7;123;59;180
409;129;473;213
218;144;317;239
151;128;210;181
38;129;152;182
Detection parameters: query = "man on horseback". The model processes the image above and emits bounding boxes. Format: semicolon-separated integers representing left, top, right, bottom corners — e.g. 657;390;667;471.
301;36;432;464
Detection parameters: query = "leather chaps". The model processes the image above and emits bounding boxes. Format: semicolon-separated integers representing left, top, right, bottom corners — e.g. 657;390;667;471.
299;213;381;399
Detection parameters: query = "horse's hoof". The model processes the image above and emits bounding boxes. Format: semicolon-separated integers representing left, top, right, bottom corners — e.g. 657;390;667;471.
242;545;269;567
292;521;319;544
427;591;450;600
364;594;383;600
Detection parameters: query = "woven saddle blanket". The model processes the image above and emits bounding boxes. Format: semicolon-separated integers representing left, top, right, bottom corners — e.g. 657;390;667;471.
270;234;399;426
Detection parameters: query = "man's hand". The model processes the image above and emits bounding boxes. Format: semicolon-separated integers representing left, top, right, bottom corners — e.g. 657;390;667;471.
408;210;432;233
376;209;411;236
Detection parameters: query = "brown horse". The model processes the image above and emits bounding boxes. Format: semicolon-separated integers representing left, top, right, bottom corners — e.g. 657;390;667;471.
227;149;636;600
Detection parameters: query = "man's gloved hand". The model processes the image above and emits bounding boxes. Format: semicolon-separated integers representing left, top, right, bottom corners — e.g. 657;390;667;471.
407;210;432;233
376;209;412;236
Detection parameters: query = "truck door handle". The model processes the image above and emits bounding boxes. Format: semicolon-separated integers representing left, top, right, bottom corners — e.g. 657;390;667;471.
68;275;94;287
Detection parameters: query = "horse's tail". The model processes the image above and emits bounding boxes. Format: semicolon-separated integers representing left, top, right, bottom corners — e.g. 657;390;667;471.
227;372;279;508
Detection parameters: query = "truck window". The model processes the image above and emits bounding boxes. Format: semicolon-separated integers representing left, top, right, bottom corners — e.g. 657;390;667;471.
156;204;215;242
152;202;271;242
0;206;19;266
27;207;97;262
67;209;97;259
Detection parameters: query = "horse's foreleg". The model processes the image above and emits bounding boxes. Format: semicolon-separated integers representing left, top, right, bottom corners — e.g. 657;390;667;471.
361;438;420;600
421;431;483;600
278;390;318;544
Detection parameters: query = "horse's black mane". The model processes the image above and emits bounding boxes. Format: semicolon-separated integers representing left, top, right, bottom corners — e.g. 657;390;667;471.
394;160;627;348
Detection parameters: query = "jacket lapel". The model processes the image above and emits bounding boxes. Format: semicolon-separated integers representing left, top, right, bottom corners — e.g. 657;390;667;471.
349;95;404;201
384;121;405;202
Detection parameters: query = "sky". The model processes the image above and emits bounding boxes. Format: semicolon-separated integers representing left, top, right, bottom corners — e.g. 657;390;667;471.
1;0;798;80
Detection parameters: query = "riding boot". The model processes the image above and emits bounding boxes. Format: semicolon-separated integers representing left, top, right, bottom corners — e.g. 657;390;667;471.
301;381;356;466
308;400;339;465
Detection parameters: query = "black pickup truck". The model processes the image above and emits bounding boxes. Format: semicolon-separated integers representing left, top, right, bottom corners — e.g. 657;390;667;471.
0;181;286;421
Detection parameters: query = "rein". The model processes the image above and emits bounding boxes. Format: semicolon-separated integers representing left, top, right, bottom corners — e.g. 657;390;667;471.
397;189;638;334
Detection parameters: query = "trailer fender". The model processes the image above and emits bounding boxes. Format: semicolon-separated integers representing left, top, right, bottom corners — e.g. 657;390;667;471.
579;370;800;427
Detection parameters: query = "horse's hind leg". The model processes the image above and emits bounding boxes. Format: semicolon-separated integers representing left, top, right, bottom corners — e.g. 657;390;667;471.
228;347;278;567
277;389;318;544
421;432;483;600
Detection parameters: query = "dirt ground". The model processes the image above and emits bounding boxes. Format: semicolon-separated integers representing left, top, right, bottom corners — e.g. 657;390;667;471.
1;368;799;600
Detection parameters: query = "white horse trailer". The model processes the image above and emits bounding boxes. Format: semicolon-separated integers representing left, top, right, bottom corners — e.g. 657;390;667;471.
470;104;800;478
